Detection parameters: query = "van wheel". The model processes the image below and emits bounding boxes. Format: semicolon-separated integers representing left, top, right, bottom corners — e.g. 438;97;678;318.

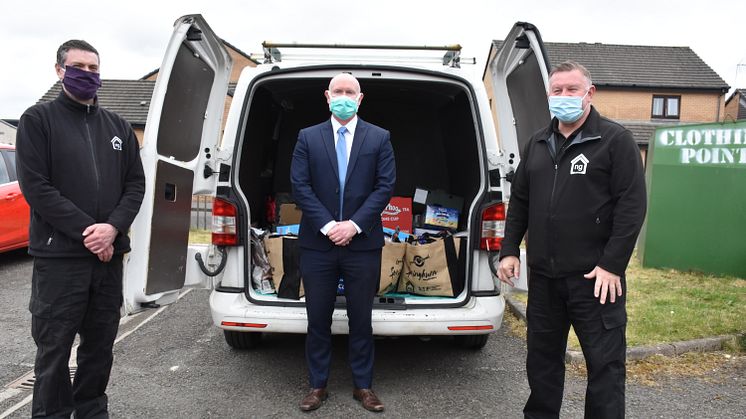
454;334;489;350
223;330;262;349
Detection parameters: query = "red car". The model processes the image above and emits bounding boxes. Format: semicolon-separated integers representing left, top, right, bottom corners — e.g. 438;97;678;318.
0;143;30;252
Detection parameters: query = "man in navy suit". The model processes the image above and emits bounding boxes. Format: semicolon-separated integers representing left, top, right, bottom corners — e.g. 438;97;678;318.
291;73;395;412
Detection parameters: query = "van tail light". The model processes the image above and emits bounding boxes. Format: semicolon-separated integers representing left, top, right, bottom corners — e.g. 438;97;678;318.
480;202;505;251
212;197;239;246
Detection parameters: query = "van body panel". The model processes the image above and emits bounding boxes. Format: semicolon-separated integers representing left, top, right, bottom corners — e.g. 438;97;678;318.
485;23;550;292
128;15;548;342
123;15;232;313
486;22;551;201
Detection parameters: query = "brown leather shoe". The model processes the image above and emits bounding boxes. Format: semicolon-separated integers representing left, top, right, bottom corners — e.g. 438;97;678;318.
353;388;384;412
300;388;328;412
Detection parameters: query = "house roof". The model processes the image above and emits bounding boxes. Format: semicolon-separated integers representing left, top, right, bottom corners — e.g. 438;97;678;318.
39;80;156;126
617;120;674;146
725;88;745;105
489;40;729;91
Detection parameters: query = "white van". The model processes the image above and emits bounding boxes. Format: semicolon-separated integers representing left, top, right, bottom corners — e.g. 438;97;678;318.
123;15;548;350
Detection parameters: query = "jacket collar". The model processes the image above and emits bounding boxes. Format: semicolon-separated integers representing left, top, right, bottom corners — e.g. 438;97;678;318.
55;90;99;115
539;106;604;145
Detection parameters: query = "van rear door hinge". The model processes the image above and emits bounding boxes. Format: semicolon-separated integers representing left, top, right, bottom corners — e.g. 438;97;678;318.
204;163;231;180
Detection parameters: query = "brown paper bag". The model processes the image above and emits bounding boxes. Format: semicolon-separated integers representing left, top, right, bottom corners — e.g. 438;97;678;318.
399;235;462;297
264;236;305;299
378;240;407;295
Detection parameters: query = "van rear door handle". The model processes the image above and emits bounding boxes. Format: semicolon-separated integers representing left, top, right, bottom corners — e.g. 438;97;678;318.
4;193;20;200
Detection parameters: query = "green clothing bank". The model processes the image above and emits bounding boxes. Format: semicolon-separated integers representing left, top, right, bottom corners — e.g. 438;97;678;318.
639;121;746;277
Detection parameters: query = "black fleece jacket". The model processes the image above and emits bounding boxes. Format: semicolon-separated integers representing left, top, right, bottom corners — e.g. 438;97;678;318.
499;106;647;277
16;92;145;257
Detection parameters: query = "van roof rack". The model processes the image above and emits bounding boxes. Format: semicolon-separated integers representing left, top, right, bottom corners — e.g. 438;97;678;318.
261;42;464;68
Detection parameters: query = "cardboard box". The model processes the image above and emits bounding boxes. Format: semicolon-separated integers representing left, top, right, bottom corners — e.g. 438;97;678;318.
423;205;459;231
381;196;412;233
278;203;302;225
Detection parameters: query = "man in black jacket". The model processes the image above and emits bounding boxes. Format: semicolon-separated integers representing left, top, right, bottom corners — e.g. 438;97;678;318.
16;40;145;419
498;61;646;419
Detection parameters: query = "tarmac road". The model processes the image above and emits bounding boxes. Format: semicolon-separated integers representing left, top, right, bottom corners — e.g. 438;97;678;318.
0;250;743;418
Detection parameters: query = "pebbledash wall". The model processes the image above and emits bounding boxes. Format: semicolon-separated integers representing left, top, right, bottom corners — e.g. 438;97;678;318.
639;121;746;277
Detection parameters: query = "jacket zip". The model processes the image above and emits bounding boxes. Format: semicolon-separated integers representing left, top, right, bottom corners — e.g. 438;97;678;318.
84;106;101;218
544;133;602;276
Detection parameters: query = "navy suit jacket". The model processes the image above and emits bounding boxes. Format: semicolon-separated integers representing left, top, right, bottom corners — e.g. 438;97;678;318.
291;118;396;251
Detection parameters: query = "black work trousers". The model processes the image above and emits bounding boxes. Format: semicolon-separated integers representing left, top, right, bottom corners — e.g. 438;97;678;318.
524;272;627;419
29;255;123;419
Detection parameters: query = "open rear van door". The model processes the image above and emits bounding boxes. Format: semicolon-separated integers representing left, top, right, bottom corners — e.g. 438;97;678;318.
123;15;232;313
487;22;551;291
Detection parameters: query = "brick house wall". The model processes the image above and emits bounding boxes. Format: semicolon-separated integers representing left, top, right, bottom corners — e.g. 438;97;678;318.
484;76;725;129
723;90;745;121
593;89;724;123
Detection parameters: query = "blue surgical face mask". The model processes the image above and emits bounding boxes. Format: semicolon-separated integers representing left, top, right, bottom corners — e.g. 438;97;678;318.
329;94;359;120
548;91;588;123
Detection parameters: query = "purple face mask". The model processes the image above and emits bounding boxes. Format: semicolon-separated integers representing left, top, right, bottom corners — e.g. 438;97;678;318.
62;65;102;100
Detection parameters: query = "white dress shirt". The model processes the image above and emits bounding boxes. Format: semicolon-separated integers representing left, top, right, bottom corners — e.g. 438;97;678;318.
320;116;362;235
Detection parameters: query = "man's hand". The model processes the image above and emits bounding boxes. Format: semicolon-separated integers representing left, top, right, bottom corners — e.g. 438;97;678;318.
584;266;622;304
327;221;357;246
497;256;520;287
83;223;118;254
97;245;114;263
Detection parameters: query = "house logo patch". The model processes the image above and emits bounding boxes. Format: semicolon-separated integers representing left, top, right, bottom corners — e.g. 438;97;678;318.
110;136;123;151
570;154;589;175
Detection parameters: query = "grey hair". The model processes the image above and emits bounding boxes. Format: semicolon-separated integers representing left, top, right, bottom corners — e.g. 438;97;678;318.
549;60;592;87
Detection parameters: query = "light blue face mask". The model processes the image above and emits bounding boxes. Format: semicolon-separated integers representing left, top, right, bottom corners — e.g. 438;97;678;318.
329;95;359;120
548;92;588;123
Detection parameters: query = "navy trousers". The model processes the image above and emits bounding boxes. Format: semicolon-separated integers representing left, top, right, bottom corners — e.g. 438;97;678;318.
29;256;123;419
300;246;381;389
524;273;627;419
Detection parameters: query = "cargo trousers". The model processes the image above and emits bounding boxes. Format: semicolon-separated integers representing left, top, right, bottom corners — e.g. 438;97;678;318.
523;272;627;419
29;255;123;419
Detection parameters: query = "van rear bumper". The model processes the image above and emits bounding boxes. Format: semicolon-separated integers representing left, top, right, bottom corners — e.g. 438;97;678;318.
210;290;505;336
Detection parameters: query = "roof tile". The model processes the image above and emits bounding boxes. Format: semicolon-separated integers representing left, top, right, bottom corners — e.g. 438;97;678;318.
493;40;729;90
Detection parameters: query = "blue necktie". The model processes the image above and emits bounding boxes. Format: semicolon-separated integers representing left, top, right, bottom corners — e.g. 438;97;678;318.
336;126;348;219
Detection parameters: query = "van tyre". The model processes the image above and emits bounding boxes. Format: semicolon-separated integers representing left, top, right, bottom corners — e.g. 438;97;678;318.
455;334;489;350
223;330;262;349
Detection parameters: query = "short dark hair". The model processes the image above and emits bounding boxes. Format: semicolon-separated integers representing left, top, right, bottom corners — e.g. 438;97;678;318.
56;40;99;67
549;60;592;87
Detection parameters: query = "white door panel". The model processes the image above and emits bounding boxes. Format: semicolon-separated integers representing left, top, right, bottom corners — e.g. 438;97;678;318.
124;15;232;314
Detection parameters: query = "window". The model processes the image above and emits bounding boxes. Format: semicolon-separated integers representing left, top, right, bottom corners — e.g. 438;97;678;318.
652;95;680;119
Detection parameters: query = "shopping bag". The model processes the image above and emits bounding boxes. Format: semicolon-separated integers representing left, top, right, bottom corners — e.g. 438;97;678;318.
264;235;305;299
399;234;463;297
378;240;407;295
250;228;275;293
